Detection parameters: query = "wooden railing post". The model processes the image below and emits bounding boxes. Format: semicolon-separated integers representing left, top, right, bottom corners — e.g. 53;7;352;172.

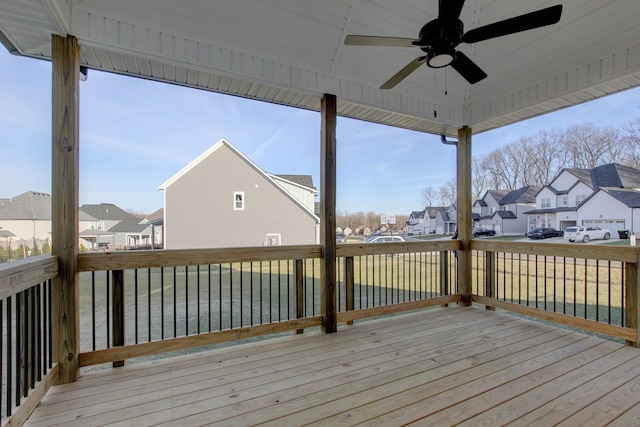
456;126;473;306
485;251;496;311
112;270;125;366
295;259;304;334
439;251;449;307
320;94;337;333
625;254;640;347
345;256;354;325
51;35;80;384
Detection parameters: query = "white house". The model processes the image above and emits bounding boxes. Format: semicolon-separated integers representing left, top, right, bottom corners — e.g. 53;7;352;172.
525;163;640;235
474;187;539;235
407;206;446;234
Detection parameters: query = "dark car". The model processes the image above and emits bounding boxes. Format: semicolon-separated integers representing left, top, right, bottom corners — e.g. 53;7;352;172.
527;227;564;239
336;233;347;243
472;227;496;238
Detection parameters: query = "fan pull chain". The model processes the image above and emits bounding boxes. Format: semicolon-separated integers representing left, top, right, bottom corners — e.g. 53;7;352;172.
445;68;448;95
433;70;437;118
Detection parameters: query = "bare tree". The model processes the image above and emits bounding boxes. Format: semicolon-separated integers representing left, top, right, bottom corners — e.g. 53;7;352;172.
472;157;489;199
438;179;457;206
622;117;640;168
421;186;437;207
563;122;621;168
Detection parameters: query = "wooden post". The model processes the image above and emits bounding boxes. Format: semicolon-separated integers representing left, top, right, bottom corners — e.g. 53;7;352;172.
112;270;125;366
457;126;473;306
295;259;304;334
439;251;449;307
345;256;354;325
485;252;496;311
51;35;80;384
320;94;337;333
626;254;640;347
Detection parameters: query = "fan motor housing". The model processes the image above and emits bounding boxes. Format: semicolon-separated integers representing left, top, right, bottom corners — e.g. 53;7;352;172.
418;19;464;53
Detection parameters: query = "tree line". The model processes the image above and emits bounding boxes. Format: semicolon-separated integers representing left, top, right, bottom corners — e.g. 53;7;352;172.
422;118;640;206
336;210;409;233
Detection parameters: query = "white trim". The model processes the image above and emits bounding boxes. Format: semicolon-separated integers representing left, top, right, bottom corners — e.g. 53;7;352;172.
233;191;245;211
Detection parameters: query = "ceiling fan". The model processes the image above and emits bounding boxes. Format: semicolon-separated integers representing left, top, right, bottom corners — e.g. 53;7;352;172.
344;1;562;88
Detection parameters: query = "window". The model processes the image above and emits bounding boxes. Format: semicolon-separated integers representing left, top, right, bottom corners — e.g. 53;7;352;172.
562;195;568;206
575;194;586;205
541;198;551;208
234;191;244;210
490;207;495;214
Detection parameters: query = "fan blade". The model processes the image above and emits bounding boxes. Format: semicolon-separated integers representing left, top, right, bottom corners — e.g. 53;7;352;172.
438;0;465;25
450;51;487;84
380;56;426;89
462;5;562;44
344;35;419;47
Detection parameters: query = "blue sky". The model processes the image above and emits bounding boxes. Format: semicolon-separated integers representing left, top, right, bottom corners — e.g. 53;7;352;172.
2;48;639;216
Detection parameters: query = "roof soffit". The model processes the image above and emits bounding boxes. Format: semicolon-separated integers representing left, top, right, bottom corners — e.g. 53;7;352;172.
2;1;640;137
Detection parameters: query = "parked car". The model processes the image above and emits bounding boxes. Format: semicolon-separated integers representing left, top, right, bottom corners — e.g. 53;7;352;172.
527;227;564;239
564;225;611;243
336;233;347;243
365;235;405;243
472;227;496;238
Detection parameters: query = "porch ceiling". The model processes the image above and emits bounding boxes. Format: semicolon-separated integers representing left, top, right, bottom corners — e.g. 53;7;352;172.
1;1;640;137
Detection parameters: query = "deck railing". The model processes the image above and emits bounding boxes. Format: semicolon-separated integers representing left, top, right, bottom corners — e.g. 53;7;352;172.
4;239;640;424
76;241;460;367
470;240;639;344
0;255;58;424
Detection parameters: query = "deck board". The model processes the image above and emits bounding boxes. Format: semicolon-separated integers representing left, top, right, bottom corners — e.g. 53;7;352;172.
23;305;640;426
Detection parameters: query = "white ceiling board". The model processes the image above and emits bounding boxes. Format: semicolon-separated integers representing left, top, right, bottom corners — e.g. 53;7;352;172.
1;0;640;138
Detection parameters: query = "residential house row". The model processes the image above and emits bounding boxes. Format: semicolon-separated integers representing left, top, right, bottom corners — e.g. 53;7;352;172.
0;191;162;252
410;163;640;237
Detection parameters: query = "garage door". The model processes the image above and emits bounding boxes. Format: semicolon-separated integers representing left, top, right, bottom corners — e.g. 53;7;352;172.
560;220;576;231
582;219;625;232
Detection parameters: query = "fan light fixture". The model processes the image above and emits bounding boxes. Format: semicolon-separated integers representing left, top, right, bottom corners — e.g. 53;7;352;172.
427;47;455;68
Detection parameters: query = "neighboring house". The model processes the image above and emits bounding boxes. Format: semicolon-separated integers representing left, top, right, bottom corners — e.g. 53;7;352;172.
435;204;457;234
0;191;53;242
79;203;145;249
0;191;158;251
159;138;319;249
525;163;640;234
475;186;539;235
407;206;446;234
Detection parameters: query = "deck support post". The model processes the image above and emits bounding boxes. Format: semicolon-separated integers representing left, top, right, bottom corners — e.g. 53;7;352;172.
320;94;337;333
51;35;80;384
626;254;640;347
485;252;496;310
457;126;473;305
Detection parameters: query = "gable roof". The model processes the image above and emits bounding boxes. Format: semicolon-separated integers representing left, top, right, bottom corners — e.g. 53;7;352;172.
410;210;425;220
108;218;151;233
159;138;319;222
499;186;540;205
600;188;640;208
592;164;640;188
493;210;517;219
272;175;316;190
484;190;510;203
80;203;135;221
0;191;51;220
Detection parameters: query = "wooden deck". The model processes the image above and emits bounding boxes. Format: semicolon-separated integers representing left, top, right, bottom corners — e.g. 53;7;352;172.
23;305;640;426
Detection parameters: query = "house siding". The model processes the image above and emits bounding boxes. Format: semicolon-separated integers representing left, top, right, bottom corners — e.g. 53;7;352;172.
163;142;318;249
578;192;629;231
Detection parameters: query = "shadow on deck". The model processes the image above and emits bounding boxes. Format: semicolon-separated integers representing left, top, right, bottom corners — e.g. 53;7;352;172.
24;305;640;426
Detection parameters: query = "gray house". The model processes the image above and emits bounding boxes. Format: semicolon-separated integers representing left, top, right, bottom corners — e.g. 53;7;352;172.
159;138;319;249
474;186;539;235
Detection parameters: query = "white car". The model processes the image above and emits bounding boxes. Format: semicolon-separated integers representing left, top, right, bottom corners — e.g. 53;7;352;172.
564;225;611;243
365;235;405;243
